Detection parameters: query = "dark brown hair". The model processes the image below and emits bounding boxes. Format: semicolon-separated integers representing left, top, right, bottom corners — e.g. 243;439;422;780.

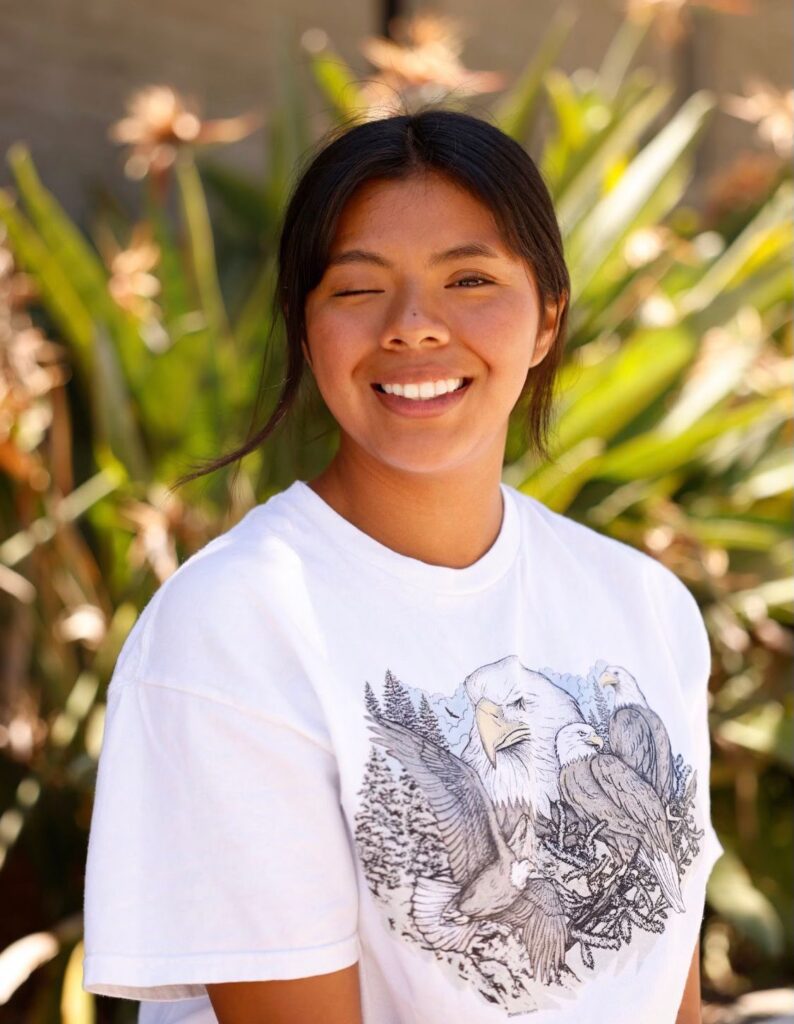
172;106;570;491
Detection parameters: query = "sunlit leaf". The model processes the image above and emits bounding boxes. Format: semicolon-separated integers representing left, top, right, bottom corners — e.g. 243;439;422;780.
552;326;694;455
566;91;715;297
555;79;673;234
61;940;94;1024
595;397;785;480
306;46;367;121
0;192;94;365
679;182;793;318
518;438;605;510
716;701;794;769
7;144;146;386
175;157;233;347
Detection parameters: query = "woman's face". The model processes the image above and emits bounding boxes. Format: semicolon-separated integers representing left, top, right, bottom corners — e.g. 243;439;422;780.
303;171;561;477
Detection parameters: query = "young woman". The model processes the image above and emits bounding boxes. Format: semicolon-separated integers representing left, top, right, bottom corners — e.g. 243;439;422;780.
83;108;723;1024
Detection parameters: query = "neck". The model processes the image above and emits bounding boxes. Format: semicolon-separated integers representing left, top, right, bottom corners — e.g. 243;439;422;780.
614;681;643;708
307;434;507;570
559;746;594;767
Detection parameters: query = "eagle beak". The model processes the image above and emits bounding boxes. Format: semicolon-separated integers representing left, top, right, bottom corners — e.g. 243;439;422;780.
475;698;532;768
587;734;604;748
598;671;617;688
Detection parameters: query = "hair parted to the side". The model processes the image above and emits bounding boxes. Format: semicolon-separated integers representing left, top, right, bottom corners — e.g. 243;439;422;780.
171;106;570;492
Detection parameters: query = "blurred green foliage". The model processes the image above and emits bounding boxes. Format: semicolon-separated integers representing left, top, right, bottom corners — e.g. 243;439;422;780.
0;8;791;1021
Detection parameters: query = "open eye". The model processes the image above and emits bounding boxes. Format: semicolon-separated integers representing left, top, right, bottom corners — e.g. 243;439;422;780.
508;697;526;712
450;276;493;288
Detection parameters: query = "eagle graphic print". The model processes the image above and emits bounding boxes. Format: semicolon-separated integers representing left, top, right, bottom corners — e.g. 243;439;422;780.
354;654;706;1015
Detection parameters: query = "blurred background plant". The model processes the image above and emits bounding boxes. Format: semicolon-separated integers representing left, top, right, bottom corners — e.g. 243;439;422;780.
0;3;791;1021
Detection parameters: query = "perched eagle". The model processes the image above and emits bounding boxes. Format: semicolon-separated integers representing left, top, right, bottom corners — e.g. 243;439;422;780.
555;722;685;914
598;666;675;805
460;655;583;836
368;715;568;983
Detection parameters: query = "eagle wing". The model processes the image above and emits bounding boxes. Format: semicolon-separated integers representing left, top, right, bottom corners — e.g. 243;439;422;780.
590;753;676;858
609;707;657;790
644;706;675;804
367;715;505;886
501;876;564;923
499;879;567;985
609;706;675;804
559;756;609;828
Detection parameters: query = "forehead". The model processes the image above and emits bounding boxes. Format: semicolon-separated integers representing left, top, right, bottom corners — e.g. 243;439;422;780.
330;171;508;251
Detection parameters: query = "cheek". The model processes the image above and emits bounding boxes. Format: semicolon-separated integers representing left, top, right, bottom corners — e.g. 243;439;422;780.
458;296;539;376
305;311;368;388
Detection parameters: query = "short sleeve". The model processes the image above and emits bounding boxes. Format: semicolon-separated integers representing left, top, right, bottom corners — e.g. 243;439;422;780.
82;542;360;1001
83;681;360;1000
643;555;725;876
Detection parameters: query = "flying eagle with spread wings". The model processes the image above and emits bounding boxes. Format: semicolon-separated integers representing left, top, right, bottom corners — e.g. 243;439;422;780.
368;715;568;984
598;666;675;805
555;722;685;914
460;655;584;838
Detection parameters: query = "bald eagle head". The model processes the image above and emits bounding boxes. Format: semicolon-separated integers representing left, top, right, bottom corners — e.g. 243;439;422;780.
597;665;646;710
460;655;582;818
555;722;604;767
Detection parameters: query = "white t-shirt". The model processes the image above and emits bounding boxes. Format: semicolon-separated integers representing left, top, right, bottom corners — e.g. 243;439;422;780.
82;480;723;1023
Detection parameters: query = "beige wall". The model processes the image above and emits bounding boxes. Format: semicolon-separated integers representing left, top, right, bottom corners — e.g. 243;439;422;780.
1;0;791;224
1;0;376;221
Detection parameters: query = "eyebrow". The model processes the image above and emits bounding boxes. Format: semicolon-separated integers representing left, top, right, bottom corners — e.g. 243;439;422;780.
326;241;504;269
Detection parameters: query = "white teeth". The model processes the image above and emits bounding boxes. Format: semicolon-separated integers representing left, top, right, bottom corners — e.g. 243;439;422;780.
381;378;464;400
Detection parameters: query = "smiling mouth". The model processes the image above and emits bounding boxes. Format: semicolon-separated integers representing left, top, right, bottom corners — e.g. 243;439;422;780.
372;378;471;400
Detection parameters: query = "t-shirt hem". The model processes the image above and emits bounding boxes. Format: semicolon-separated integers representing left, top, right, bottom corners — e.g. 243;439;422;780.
82;934;360;1001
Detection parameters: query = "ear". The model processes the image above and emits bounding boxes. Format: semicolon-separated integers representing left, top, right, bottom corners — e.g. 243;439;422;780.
529;291;567;369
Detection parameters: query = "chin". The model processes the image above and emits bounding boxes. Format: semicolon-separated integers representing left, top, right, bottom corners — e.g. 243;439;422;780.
364;440;478;477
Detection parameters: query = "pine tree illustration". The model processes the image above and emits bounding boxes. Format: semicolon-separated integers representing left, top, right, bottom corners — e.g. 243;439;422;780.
382;669;418;730
403;771;449;884
354;748;406;897
592;677;612;743
416;694;449;750
364;681;382;720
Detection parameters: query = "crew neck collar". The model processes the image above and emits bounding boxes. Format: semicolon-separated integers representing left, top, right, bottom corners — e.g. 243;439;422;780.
278;479;522;595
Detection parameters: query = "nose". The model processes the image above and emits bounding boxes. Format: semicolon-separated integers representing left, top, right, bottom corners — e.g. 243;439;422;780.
378;286;451;350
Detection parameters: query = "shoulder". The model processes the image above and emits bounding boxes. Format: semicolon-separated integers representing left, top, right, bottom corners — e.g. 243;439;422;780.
506;484;657;581
508;488;710;706
148;491;304;619
110;488;317;709
506;484;707;655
